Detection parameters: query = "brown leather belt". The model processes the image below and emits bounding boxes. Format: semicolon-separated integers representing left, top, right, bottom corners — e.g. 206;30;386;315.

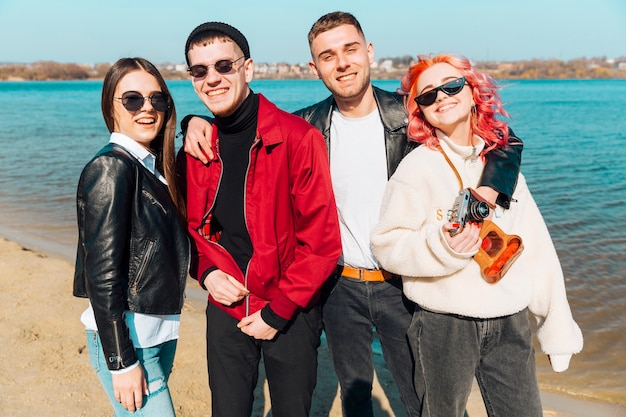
336;265;391;282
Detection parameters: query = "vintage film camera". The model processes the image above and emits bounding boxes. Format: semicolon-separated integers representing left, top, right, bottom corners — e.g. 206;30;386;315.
448;188;490;236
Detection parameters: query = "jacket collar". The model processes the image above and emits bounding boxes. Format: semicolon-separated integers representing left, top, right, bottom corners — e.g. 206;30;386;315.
371;86;408;132
255;93;285;147
315;85;408;134
212;93;284;149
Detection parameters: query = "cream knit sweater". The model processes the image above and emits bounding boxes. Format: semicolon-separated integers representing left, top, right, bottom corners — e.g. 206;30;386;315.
371;134;583;369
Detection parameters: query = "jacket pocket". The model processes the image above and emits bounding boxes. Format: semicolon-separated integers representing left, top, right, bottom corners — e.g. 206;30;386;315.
129;239;156;295
141;189;167;215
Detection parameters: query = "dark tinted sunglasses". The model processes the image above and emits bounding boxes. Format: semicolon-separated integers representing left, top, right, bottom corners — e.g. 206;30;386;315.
415;77;466;107
187;57;245;78
114;91;170;112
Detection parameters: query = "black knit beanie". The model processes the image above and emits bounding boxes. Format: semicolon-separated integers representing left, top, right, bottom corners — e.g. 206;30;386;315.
184;21;250;66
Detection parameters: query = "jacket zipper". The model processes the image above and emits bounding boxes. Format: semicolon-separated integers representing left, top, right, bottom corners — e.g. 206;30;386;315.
202;136;259;317
110;320;123;367
133;240;155;294
142;189;166;214
242;137;260;316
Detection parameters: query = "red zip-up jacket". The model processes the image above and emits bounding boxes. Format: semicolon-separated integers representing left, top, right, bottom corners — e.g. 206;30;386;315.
184;94;341;322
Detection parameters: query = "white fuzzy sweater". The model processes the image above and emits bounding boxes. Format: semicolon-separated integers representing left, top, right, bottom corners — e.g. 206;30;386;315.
370;135;583;368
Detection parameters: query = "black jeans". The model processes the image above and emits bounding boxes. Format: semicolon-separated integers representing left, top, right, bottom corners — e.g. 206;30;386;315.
322;275;421;417
205;302;322;417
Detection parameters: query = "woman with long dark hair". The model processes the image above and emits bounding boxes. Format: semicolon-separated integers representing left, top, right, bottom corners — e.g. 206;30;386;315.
73;57;189;416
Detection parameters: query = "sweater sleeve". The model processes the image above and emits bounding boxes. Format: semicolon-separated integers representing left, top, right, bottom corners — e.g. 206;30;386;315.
371;160;475;278
512;177;583;368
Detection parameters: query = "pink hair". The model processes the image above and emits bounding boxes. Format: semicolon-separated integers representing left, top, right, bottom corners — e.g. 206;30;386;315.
399;54;510;154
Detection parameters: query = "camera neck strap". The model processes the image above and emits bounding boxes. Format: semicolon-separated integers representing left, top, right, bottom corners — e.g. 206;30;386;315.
437;145;464;190
437;144;496;210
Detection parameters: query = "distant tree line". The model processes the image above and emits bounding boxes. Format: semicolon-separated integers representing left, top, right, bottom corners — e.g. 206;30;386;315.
0;61;186;81
376;55;626;80
0;61;106;80
475;57;624;79
1;56;625;81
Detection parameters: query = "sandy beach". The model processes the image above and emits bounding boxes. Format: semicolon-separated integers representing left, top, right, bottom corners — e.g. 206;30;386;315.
1;236;624;417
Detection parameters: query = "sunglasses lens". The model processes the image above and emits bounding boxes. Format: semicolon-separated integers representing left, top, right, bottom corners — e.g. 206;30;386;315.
214;60;234;74
442;78;465;95
150;93;169;112
121;92;144;111
415;90;438;106
189;65;208;78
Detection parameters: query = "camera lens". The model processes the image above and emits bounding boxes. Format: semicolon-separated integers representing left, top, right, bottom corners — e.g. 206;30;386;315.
468;201;490;221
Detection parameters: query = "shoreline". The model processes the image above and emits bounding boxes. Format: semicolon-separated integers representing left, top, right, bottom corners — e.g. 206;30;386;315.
1;233;625;416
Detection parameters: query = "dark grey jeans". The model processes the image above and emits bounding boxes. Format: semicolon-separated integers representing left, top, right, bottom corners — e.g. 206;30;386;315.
410;307;542;417
322;275;421;417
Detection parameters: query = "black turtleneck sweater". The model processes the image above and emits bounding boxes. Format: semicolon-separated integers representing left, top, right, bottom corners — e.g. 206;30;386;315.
212;92;258;275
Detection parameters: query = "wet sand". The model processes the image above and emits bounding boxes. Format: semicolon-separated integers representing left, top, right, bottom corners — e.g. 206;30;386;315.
0;236;624;417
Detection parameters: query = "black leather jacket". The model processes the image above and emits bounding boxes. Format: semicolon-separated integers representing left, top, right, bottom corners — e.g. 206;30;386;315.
294;86;522;208
73;143;190;370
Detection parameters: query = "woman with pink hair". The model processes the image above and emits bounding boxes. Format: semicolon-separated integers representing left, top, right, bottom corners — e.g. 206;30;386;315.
371;54;583;417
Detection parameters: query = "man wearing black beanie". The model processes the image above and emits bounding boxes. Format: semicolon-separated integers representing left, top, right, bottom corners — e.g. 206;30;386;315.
179;21;342;417
183;12;525;417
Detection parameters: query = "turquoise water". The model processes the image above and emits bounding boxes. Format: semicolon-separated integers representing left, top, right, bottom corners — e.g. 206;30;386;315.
1;78;625;407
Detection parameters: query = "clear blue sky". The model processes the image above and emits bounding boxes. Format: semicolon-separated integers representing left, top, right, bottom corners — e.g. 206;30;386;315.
1;0;624;65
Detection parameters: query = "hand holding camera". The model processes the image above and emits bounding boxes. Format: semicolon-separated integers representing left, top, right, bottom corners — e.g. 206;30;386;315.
447;188;524;283
442;221;483;254
448;188;491;236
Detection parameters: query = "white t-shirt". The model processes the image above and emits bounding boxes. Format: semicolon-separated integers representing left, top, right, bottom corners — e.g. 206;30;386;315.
329;108;388;270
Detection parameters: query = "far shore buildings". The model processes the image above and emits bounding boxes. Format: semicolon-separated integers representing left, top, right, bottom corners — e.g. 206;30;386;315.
165;58;414;79
174;56;626;79
2;57;625;81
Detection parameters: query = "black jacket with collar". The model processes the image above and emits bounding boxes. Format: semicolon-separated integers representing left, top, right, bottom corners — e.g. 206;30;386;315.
73;143;190;370
293;86;522;208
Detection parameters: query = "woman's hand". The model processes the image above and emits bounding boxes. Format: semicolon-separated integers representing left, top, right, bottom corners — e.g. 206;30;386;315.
442;222;482;253
112;365;148;412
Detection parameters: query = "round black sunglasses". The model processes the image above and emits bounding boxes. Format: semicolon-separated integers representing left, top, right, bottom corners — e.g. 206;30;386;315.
187;57;245;78
114;91;170;112
415;77;466;107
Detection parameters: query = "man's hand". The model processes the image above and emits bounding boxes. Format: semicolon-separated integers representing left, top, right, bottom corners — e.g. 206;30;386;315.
237;310;279;340
442;222;482;254
112;365;148;412
184;116;215;163
204;269;249;306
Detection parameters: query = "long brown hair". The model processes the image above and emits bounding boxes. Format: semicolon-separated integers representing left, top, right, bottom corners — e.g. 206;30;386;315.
101;57;185;217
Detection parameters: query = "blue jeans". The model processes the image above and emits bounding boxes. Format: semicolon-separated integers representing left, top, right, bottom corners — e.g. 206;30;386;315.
410;307;542;417
86;330;178;417
322;274;421;417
